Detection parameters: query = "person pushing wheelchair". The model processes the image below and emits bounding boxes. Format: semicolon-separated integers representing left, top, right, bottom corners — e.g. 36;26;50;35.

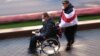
28;12;60;54
58;0;78;51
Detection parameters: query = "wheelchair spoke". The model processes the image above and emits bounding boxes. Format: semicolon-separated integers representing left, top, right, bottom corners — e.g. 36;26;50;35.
40;38;60;55
42;44;50;49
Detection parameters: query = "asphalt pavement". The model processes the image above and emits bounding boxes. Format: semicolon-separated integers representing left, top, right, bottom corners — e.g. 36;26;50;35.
0;29;100;56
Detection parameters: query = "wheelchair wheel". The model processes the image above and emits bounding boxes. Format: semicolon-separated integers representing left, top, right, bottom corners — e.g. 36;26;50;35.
41;38;60;54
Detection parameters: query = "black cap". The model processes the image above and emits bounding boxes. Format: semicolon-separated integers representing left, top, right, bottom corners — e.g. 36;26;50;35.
62;0;69;4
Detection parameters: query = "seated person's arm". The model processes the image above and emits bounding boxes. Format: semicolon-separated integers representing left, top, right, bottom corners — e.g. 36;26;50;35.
35;27;43;33
40;23;53;37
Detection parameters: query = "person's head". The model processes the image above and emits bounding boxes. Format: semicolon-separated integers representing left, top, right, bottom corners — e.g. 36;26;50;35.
42;12;50;22
62;0;70;9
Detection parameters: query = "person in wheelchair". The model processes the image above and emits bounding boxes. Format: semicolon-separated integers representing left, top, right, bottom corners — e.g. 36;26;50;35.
28;12;59;54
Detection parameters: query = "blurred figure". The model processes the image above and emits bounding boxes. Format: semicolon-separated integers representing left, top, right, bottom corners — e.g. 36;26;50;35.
28;12;58;54
59;0;78;51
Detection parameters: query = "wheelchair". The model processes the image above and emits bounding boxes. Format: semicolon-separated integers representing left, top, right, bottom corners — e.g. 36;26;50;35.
32;30;61;55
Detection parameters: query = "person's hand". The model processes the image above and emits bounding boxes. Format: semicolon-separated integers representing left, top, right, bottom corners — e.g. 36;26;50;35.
56;22;59;26
35;30;40;33
32;31;36;35
35;33;41;36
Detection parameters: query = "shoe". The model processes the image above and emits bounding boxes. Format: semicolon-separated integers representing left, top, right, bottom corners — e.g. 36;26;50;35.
32;50;38;55
28;48;38;54
65;46;72;51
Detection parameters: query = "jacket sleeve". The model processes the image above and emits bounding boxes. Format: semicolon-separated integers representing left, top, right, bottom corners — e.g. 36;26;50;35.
40;23;53;37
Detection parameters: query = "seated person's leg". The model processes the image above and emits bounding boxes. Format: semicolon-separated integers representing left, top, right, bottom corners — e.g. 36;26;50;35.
28;35;44;53
29;35;37;53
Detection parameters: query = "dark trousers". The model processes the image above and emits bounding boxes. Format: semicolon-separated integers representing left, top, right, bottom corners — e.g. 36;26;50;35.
64;25;77;47
29;35;44;51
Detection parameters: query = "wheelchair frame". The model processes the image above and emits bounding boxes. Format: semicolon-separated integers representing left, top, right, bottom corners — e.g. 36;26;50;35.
32;30;61;55
37;38;60;54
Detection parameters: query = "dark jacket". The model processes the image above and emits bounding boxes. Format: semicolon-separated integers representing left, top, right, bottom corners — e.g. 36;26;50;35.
40;18;57;37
